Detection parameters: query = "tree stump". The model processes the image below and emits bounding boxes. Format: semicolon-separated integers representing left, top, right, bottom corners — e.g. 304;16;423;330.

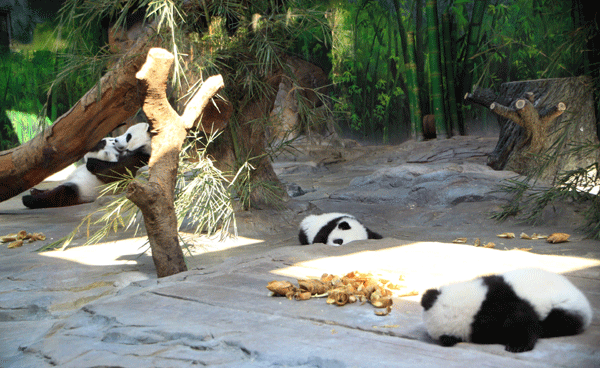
129;48;224;278
465;76;599;179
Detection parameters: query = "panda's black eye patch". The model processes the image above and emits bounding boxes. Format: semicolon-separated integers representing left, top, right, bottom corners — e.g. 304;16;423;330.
126;133;132;142
338;221;351;230
333;239;343;245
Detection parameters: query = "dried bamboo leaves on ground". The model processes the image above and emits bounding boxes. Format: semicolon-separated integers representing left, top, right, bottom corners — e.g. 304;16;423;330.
267;271;417;316
2;230;46;248
452;231;571;250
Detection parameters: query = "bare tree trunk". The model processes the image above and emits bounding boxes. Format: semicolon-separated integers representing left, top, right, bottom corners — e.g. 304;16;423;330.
208;71;288;210
127;48;224;278
0;23;156;203
465;76;599;178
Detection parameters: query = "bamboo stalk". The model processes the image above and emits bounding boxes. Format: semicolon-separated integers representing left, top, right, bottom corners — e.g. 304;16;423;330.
460;0;488;97
426;0;446;137
442;12;459;136
415;0;428;116
406;32;421;140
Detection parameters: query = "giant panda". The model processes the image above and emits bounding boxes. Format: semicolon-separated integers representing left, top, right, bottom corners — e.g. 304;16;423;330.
22;123;152;209
86;123;152;181
421;268;593;353
22;138;121;209
114;122;152;156
298;212;383;246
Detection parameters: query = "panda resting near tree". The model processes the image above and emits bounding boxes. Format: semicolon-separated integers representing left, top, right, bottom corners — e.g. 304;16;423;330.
22;123;152;209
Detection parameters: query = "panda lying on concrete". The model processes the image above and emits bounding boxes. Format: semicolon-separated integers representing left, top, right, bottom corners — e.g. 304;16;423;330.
22;123;151;209
298;212;383;246
421;268;593;353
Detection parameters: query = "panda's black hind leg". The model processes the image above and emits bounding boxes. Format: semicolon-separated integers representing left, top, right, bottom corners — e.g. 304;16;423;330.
22;183;82;209
541;308;586;337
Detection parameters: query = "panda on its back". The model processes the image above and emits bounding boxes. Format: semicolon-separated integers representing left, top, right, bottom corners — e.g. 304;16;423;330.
22;138;121;209
421;268;593;353
22;123;152;209
298;212;383;246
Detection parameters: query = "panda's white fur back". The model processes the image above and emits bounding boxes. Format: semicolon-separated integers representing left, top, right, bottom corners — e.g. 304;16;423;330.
299;212;353;245
115;122;151;155
65;166;105;202
421;268;593;352
502;268;593;328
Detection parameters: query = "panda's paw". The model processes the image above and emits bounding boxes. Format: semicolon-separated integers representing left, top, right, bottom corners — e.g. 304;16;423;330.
30;188;46;196
439;335;461;347
505;340;536;353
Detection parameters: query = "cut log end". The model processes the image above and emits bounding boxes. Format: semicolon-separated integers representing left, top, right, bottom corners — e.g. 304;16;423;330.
515;99;526;110
558;102;566;111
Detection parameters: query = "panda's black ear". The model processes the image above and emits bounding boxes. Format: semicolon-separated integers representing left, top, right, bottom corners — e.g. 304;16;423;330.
338;221;351;230
367;228;383;239
89;139;107;153
421;288;441;310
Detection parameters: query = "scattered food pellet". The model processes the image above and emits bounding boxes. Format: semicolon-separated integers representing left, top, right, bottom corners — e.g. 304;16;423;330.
497;232;515;239
267;271;417;316
2;231;46;248
547;233;570;244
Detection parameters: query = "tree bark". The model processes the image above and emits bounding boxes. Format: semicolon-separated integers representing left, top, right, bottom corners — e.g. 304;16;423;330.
0;23;157;203
465;76;599;178
127;48;224;278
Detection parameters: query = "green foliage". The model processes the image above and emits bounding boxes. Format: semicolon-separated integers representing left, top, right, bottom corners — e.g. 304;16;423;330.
5;111;52;144
0;18;101;150
473;0;585;89
328;0;593;140
175;131;237;238
330;1;409;143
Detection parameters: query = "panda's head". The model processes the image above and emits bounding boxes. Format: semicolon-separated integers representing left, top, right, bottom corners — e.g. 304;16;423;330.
115;123;152;155
84;137;119;163
326;217;372;246
421;278;488;345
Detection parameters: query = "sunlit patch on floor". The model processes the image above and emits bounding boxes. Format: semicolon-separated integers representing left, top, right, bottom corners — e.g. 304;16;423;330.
179;232;264;255
41;236;150;266
270;240;600;301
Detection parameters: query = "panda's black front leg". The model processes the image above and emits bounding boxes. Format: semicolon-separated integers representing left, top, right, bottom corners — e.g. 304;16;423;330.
87;148;150;184
86;158;124;180
502;304;542;353
439;335;462;347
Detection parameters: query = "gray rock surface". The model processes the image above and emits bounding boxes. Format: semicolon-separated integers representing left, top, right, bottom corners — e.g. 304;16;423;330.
1;135;599;367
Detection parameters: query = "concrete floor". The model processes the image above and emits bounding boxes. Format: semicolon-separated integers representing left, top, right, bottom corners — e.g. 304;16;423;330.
1;135;599;367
